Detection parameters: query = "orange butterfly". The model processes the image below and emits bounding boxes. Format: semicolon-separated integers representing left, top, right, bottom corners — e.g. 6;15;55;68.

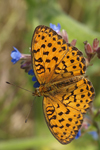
31;25;95;144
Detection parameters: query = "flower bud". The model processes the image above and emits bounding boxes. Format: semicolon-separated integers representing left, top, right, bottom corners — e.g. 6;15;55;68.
71;39;77;46
93;38;99;51
61;29;69;43
84;41;93;54
96;47;100;59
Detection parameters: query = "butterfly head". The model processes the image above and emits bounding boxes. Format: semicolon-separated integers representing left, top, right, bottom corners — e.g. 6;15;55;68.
32;88;41;97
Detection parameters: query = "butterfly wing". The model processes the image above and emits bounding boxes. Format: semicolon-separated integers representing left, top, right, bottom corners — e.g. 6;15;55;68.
43;96;83;144
31;25;86;84
43;77;95;144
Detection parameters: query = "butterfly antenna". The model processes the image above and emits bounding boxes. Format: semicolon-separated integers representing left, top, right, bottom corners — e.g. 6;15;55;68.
6;81;33;93
25;96;36;123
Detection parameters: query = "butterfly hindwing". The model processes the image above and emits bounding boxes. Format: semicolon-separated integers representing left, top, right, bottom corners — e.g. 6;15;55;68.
43;77;95;144
43;96;83;144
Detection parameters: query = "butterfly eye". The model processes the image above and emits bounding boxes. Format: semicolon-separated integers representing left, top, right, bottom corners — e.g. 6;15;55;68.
48;87;51;91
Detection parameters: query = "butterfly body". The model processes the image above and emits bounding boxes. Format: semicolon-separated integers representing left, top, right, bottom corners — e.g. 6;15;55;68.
31;25;95;144
33;75;83;97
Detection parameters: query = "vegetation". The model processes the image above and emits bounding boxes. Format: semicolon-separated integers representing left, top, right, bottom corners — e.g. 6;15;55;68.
0;0;100;149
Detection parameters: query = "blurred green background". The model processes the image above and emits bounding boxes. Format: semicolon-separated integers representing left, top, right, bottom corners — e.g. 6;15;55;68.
0;0;100;150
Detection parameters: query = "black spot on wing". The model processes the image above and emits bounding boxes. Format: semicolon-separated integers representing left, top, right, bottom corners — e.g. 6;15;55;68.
43;51;49;55
48;43;52;47
46;59;50;63
34;57;43;62
41;36;45;40
41;44;45;48
52;56;58;62
52;47;56;52
33;48;40;53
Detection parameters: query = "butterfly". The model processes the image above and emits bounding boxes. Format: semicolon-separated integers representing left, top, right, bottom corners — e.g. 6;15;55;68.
31;25;95;144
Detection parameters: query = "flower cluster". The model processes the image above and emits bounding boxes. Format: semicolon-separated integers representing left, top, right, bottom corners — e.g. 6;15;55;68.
11;47;32;72
11;23;100;141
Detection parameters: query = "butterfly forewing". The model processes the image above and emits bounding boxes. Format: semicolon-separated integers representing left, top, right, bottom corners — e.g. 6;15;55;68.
31;25;86;84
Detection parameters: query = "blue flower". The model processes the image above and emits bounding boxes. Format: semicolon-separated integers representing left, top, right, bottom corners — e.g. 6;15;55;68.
28;69;40;88
50;23;61;32
34;81;40;88
32;76;37;81
75;130;81;139
11;47;22;64
88;131;98;140
28;69;35;76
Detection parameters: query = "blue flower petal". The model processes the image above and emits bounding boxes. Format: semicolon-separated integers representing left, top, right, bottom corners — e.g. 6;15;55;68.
75;130;81;139
57;23;61;30
88;131;98;140
11;47;21;64
50;23;61;32
34;81;40;88
32;76;37;81
28;69;35;76
11;59;18;64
